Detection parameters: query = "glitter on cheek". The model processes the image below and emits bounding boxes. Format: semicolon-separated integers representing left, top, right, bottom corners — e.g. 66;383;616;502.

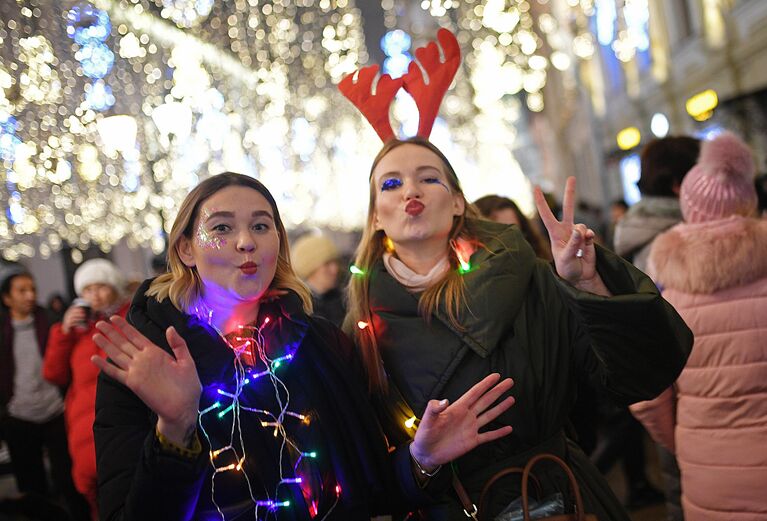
195;208;226;250
196;226;226;250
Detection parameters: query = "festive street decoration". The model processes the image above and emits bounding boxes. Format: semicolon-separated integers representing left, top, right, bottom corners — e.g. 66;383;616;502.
1;0;608;261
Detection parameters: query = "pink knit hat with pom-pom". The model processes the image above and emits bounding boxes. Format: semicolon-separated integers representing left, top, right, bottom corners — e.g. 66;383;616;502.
680;131;758;223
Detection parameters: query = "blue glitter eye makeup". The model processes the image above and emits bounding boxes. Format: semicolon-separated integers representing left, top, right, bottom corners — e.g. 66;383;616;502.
424;177;450;192
381;178;402;191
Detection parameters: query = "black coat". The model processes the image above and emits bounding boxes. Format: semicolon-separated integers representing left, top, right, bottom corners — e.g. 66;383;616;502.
366;220;693;520
94;280;428;521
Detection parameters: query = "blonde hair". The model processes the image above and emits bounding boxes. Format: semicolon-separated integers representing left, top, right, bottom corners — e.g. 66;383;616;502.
346;137;482;392
146;172;312;315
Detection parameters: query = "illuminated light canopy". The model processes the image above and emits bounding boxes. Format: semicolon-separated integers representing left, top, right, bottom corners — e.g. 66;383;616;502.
98;115;138;153
686;89;718;122
381;29;411;56
550;51;571;71
76;41;115;79
595;0;617;46
161;0;215;29
2;0;601;263
66;5;111;45
381;30;412;79
616;127;641;151
0;135;22;163
650;113;669;138
85;80;115;111
151;102;193;138
77;144;102;181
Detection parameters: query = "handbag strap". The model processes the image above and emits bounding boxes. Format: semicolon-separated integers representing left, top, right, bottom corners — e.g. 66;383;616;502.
522;453;586;521
477;466;543;517
452;470;479;520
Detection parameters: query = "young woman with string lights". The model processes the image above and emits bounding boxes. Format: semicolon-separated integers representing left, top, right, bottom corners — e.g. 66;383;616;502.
90;172;516;521
339;29;693;520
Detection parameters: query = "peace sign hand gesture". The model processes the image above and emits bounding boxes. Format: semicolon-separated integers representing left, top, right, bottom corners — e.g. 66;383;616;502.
534;177;610;296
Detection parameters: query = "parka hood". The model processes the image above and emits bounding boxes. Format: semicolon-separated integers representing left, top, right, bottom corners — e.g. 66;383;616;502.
648;216;767;294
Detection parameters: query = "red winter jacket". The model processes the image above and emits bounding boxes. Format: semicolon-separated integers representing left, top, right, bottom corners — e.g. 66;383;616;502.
43;302;129;501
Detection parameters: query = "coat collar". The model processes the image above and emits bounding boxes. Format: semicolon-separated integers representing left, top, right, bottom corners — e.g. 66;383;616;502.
371;219;537;359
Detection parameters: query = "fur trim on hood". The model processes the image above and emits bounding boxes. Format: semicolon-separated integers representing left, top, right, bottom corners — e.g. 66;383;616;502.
648;216;767;294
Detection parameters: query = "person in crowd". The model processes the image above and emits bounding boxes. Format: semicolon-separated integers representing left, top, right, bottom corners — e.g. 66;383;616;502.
473;195;552;260
0;265;90;521
606;135;701;517
43;259;129;519
609;199;628;224
574;201;606;245
631;132;767;521
91;172;515;520
150;253;167;277
47;294;68;324
604;199;628;250
343;137;692;520
613;136;700;271
290;234;346;327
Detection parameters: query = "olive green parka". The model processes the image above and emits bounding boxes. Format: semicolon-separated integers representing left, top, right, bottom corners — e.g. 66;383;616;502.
365;220;693;520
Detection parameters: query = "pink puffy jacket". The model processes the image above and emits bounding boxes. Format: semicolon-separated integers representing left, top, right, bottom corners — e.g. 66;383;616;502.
630;216;767;521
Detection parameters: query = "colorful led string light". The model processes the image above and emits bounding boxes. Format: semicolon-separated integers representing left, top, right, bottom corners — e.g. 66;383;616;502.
191;305;341;520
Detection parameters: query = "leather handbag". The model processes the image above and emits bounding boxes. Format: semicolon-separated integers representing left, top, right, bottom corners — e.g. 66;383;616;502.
453;453;597;521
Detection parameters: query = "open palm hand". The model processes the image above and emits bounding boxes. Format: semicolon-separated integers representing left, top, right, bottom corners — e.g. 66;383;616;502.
410;374;515;470
92;316;201;438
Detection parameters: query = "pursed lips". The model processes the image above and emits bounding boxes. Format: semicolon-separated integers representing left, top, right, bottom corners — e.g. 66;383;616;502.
405;200;425;216
239;261;258;275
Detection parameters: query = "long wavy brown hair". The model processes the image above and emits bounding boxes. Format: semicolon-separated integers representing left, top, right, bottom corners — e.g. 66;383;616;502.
146;172;312;315
345;137;482;392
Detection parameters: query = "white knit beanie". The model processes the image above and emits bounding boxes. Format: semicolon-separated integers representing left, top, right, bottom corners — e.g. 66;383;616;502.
74;259;125;296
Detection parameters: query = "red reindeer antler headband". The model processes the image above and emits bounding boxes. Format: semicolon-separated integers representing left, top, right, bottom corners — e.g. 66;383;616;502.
338;28;460;142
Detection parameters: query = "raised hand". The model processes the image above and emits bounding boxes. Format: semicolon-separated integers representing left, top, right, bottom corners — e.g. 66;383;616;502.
91;316;201;445
534;177;609;295
61;305;88;334
409;373;514;471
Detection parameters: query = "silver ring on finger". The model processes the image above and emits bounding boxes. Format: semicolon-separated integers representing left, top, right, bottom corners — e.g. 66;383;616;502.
575;248;584;258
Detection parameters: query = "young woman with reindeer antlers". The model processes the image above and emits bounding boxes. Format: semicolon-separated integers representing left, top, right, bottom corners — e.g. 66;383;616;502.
339;28;693;520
